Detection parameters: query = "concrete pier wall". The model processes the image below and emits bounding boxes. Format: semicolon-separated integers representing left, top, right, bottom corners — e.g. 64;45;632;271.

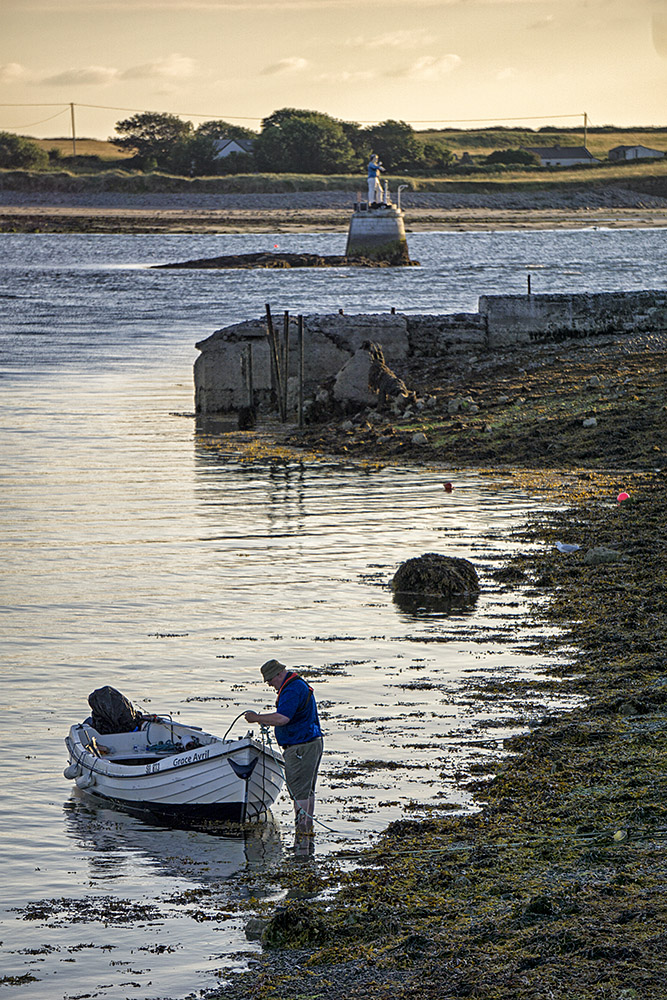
481;290;667;347
194;290;667;414
194;313;409;414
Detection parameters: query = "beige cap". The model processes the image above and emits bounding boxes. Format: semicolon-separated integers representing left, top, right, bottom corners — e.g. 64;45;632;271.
260;658;287;682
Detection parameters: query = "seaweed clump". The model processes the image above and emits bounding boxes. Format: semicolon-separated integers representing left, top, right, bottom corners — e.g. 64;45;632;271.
392;552;480;598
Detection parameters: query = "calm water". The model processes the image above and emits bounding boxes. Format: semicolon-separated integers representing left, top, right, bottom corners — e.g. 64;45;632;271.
1;228;665;999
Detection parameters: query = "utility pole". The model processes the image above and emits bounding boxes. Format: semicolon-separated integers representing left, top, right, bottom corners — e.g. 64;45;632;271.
583;111;588;150
70;103;77;156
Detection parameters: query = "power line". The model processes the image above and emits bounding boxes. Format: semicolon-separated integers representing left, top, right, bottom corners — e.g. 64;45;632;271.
79;102;263;121
1;108;70;131
0;103;71;107
0;101;589;127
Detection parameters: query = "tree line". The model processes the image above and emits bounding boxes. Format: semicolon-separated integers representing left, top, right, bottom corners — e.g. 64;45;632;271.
0;108;556;175
108;108;455;175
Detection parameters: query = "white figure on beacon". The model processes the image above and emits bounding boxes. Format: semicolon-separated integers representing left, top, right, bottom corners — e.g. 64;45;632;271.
367;153;384;204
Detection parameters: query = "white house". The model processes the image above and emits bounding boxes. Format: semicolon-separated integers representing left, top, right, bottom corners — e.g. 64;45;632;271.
522;145;600;167
608;144;665;161
212;138;255;160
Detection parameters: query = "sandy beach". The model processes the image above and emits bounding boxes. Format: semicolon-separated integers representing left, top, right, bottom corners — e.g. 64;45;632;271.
1;188;666;233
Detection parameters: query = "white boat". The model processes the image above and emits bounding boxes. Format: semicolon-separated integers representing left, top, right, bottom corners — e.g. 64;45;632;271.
64;715;284;825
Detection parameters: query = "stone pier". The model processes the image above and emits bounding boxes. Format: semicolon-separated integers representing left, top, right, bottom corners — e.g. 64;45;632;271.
194;290;667;415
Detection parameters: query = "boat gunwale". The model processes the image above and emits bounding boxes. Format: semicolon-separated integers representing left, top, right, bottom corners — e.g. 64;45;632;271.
66;724;284;780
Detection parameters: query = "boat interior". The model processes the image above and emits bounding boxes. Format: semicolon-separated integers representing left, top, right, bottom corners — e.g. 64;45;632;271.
75;719;216;766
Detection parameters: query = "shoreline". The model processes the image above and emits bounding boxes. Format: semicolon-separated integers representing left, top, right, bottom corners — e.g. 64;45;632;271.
197;471;667;1000
191;331;667;1000
2;207;666;234
0;191;666;233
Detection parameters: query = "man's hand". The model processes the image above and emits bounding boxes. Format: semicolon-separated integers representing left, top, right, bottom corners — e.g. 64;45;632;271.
244;710;291;727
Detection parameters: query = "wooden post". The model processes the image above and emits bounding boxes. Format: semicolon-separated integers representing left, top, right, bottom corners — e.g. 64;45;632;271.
246;342;254;408
298;315;305;429
265;303;285;421
527;273;532;295
70;103;77;156
282;310;290;422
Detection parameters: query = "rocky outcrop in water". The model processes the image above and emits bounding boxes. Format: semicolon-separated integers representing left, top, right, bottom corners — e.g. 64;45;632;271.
392;553;480;598
154;251;414;270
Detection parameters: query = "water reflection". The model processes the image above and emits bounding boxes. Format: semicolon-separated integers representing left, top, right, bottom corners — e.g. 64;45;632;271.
64;790;284;886
392;590;480;620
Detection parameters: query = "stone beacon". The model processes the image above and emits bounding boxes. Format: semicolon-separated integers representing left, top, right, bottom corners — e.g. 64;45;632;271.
346;155;410;265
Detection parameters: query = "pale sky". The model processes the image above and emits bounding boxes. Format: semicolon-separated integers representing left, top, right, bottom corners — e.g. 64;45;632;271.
1;0;666;139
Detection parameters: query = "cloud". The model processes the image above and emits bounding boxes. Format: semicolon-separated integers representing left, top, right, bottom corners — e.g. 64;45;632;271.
40;65;119;86
0;62;28;83
497;67;518;80
37;53;197;87
528;13;555;29
120;53;197;80
388;54;462;80
653;1;667;57
316;69;376;82
346;28;434;49
260;57;309;75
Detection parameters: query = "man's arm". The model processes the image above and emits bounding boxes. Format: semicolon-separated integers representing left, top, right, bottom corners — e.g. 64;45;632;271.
244;710;290;726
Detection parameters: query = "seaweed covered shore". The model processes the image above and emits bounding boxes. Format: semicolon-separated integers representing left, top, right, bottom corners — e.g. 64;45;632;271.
194;331;667;1000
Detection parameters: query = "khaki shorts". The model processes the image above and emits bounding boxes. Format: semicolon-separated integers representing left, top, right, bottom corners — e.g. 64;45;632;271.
282;737;323;800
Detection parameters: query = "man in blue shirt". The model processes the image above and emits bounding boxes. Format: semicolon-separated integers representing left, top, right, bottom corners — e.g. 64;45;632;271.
245;659;323;836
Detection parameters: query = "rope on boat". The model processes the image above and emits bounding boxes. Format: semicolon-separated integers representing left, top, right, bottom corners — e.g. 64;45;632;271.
223;712;247;741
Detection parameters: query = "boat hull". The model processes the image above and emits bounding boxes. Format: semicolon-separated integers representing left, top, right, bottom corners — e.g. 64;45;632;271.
64;719;284;824
78;789;256;824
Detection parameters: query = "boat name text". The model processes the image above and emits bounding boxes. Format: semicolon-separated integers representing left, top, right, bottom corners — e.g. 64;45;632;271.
173;748;211;768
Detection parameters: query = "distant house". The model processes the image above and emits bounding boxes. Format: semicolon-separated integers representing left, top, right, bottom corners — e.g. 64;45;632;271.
212;138;255;160
608;144;665;161
522;145;600;167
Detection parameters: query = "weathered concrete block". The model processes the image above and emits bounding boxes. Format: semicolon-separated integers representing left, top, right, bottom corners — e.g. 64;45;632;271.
194;291;667;415
480;291;667;347
195;312;409;414
405;314;487;355
333;349;376;406
306;312;409;363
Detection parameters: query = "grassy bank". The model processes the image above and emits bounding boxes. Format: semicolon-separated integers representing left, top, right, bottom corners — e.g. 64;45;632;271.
417;127;667;162
29;128;667;165
1;159;666;196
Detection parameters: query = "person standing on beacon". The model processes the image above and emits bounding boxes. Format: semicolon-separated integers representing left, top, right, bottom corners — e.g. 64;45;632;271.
367;153;384;204
244;659;324;836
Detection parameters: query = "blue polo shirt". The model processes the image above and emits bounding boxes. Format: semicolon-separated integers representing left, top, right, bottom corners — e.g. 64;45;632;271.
275;674;322;747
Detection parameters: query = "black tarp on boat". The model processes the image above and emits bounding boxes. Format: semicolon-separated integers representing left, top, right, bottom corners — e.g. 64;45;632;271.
88;686;142;735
